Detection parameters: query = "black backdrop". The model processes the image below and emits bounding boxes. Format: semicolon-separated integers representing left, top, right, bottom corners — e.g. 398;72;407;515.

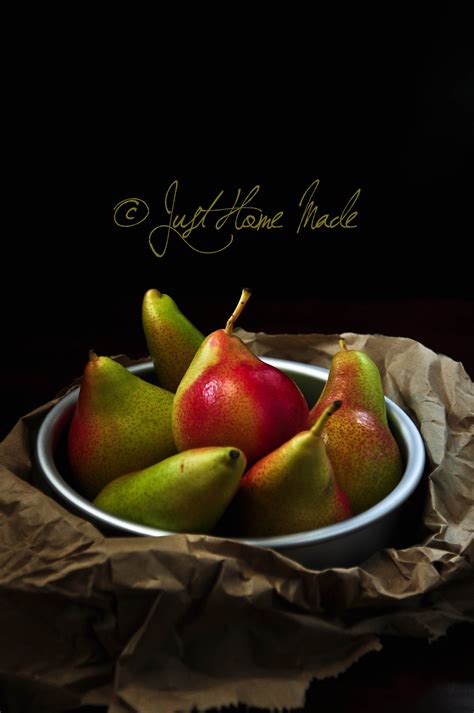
2;11;473;436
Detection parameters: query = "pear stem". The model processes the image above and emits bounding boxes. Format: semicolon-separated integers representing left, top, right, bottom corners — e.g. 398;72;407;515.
310;400;342;437
224;288;252;335
89;349;99;362
339;338;347;351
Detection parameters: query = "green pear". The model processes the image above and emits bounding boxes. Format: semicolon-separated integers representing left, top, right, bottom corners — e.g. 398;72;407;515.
142;288;204;392
173;289;309;465
231;401;352;537
93;447;247;533
68;352;176;499
309;339;403;514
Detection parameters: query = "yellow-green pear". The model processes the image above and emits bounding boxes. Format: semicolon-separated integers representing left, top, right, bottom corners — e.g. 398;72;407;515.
231;401;352;537
68;352;176;499
93;447;247;533
142;288;204;392
309;339;403;514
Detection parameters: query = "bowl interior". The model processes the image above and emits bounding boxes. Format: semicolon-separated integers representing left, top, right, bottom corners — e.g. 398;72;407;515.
36;359;425;560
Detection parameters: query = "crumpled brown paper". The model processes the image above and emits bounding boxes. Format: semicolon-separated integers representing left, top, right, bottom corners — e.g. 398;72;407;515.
0;332;473;713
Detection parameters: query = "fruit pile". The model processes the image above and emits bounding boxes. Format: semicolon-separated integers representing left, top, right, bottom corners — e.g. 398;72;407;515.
68;289;403;537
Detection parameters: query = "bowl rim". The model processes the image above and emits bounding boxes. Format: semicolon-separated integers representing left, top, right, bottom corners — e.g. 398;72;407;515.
36;358;425;551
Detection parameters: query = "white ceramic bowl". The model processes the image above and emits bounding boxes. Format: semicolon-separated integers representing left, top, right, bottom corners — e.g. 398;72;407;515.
36;359;425;568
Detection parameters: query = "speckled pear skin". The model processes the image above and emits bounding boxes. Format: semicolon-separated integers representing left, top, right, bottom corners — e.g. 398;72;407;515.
142;289;204;392
68;354;176;500
309;341;403;514
93;447;247;533
172;329;310;465
233;401;352;537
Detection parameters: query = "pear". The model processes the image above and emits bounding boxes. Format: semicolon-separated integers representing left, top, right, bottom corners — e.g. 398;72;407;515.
309;339;403;514
68;353;176;499
93;447;247;533
231;400;351;537
172;289;309;465
142;288;204;392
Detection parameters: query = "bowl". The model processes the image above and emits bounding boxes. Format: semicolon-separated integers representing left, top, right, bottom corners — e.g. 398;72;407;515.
36;359;425;569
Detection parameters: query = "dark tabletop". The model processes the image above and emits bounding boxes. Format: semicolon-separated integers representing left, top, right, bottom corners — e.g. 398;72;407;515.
56;623;474;713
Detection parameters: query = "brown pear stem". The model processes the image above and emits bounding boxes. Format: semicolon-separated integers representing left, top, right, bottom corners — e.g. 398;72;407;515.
89;349;99;362
224;288;252;335
310;400;342;437
339;338;347;351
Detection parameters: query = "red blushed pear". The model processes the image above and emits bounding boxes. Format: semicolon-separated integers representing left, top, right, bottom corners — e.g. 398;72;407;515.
309;339;403;515
232;400;352;537
172;289;309;465
68;352;176;499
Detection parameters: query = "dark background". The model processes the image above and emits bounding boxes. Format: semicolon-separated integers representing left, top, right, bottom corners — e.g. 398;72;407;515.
2;9;473;712
2;12;473;437
3;12;473;437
